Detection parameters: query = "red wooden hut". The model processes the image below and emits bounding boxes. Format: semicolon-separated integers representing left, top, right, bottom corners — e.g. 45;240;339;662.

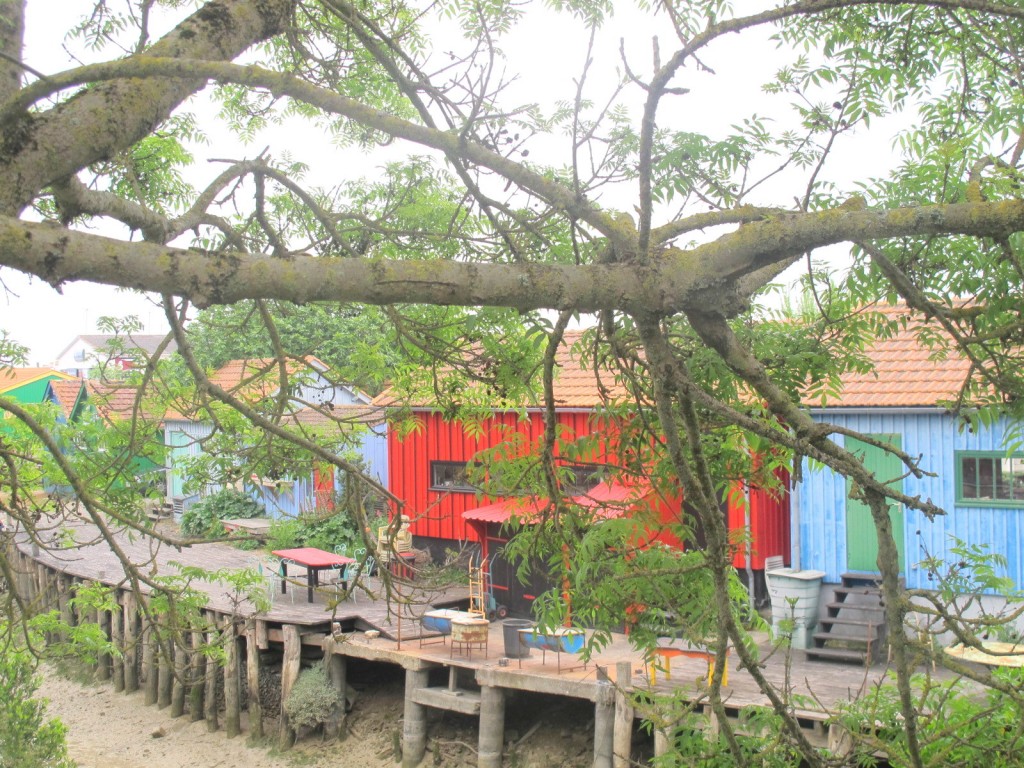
374;331;791;610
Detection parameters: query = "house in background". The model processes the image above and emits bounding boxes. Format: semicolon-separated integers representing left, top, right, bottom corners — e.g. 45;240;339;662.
797;305;1024;596
44;379;89;423
53;334;177;379
164;356;386;517
375;331;790;613
0;367;75;409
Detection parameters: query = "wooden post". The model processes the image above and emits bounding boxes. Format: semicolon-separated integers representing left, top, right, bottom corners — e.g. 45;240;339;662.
143;624;158;706
57;575;73;638
402;668;430;768
111;597;125;693
204;612;219;732
172;633;187;718
36;563;49;609
245;624;263;739
279;624;301;749
39;565;54;643
593;669;615;768
123;593;139;693
224;622;241;738
613;662;634;768
478;685;506;768
96;606;112;682
157;623;173;709
653;726;670;758
190;627;206;722
326;645;347;739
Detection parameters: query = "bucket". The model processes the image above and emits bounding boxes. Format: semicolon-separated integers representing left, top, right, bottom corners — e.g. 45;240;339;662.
502;619;534;658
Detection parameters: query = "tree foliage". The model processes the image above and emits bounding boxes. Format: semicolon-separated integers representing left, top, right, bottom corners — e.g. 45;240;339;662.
0;640;74;768
4;0;1024;764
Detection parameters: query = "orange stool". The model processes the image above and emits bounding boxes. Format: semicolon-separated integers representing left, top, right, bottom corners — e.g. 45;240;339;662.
648;646;729;686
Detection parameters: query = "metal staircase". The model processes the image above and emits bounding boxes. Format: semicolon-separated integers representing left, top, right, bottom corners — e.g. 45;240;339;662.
806;573;888;664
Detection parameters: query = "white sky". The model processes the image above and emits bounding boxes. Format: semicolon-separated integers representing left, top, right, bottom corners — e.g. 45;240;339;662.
1;1;904;365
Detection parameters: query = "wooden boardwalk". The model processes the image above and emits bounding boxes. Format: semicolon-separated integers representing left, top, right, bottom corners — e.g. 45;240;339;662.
9;517;903;760
13;518;467;638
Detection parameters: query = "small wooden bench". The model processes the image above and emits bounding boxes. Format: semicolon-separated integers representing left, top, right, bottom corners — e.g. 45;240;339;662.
647;644;730;686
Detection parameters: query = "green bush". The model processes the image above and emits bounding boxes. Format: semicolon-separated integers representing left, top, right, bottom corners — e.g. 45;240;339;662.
0;647;74;768
284;664;340;730
264;508;388;555
265;518;303;551
180;489;265;538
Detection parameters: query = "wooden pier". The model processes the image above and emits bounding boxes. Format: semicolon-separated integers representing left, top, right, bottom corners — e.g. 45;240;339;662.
7;520;894;766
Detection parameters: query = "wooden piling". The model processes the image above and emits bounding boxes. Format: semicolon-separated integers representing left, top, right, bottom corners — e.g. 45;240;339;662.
613;662;634;768
204;612;219;732
157;626;173;709
111;597;125;693
593;669;615;768
402;668;430;768
143;624;158;706
326;647;347;739
225;622;241;738
279;624;301;749
245;624;263;739
96;606;112;682
172;633;187;718
123;593;139;693
190;627;206;722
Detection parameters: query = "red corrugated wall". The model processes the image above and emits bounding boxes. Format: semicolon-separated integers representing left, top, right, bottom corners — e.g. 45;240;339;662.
389;408;790;561
388;410;597;542
728;467;791;568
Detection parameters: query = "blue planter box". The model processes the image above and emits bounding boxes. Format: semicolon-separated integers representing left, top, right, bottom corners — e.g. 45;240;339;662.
519;628;585;654
422;609;477;635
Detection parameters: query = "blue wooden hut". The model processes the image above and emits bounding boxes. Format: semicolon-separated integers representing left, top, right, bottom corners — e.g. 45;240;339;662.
796;306;1024;592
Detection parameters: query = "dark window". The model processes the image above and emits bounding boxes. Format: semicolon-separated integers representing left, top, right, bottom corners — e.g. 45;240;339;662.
564;463;604;495
957;452;1024;506
430;461;475;492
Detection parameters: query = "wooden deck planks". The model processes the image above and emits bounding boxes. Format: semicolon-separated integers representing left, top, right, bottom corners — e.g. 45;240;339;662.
13;520;467;636
15;518;901;730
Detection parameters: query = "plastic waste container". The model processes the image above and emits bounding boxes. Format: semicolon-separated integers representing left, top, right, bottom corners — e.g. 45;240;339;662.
502;618;534;658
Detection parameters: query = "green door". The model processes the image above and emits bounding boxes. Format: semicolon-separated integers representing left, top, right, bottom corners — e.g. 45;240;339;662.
845;434;905;572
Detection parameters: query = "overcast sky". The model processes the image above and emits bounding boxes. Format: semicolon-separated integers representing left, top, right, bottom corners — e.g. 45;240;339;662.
1;2;901;366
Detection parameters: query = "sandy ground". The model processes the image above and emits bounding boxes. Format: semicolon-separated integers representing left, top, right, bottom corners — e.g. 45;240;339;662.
37;664;595;768
37;667;400;768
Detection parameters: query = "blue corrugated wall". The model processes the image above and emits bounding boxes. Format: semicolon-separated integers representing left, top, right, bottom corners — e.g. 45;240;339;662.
166;420;388;521
799;410;1023;591
249;426;389;519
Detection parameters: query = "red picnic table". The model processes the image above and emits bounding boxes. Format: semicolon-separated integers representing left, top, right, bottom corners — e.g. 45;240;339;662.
272;547;354;603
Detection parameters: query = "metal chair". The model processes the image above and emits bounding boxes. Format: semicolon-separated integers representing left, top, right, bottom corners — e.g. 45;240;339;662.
321;544;349;586
256;557;293;604
335;562;361;603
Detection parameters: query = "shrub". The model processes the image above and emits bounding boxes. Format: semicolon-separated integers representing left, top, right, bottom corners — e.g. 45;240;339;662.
180;489;265;538
265;518;303;551
284;664;340;731
0;647;75;768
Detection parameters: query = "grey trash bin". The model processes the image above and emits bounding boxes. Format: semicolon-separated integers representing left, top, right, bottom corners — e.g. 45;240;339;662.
502;619;534;658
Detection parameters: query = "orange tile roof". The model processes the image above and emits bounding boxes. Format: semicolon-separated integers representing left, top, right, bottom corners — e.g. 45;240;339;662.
208;356;328;398
806;304;971;409
48;379;86;419
289;404;387;429
374;330;628;409
0;367;74;393
377;310;976;413
86;381;163;422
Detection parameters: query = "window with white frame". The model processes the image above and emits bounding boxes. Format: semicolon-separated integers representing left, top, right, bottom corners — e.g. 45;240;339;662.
430;461;474;492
